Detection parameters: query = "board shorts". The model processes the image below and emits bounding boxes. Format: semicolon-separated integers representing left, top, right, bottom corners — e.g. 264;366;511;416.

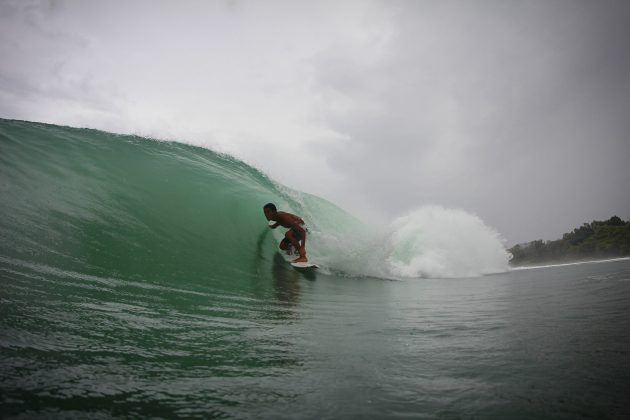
281;226;306;247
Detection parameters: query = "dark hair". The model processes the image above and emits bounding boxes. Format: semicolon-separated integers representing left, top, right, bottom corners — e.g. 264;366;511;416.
263;203;277;212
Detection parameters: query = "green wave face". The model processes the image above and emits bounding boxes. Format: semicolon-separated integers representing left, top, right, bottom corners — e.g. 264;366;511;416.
0;119;340;289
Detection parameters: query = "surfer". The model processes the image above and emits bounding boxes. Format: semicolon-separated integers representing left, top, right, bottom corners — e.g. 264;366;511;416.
263;203;308;263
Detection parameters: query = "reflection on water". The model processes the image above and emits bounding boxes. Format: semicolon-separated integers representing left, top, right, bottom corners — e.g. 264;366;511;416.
271;252;302;305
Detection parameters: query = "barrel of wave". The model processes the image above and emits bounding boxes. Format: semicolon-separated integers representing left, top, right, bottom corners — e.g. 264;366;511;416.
263;184;372;274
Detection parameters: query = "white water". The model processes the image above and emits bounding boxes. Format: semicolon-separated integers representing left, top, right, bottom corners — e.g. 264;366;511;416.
383;206;510;278
276;188;511;279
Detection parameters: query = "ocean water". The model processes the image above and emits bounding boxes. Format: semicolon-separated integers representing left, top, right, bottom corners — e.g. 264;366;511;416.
1;119;629;419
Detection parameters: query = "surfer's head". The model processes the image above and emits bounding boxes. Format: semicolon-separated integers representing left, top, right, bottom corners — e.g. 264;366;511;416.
263;203;277;220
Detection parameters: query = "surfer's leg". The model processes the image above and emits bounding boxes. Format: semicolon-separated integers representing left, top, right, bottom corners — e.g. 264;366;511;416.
289;229;307;263
280;237;291;254
285;230;300;250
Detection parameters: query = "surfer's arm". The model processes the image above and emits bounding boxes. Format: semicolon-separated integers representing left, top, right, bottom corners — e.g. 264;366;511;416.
269;222;280;229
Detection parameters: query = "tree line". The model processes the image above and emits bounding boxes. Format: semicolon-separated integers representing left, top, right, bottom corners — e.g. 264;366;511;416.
509;216;630;266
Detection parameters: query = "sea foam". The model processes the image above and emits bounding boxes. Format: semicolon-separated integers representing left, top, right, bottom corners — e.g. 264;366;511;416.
383;206;510;278
303;202;510;279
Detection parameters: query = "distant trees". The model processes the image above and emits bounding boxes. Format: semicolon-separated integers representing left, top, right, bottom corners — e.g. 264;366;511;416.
509;216;630;266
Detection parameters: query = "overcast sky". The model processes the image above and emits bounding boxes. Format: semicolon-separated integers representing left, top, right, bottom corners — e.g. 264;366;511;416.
1;0;629;245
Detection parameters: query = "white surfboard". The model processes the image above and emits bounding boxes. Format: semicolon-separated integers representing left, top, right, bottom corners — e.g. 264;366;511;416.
290;261;319;269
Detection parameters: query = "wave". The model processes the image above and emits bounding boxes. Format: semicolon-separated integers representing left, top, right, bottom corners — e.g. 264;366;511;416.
0;119;509;281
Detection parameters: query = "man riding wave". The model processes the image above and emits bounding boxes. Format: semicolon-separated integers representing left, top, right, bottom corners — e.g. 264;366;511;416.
263;203;308;263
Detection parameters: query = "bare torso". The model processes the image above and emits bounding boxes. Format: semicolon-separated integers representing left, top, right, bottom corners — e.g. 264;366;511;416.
274;211;304;228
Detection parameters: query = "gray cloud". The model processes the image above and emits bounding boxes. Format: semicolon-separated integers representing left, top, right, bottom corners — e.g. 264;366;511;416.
308;0;630;243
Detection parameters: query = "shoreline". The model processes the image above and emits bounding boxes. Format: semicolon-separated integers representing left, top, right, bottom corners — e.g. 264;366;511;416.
510;256;630;270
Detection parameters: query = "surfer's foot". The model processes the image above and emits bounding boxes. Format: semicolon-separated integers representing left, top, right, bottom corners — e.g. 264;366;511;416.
292;256;308;263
